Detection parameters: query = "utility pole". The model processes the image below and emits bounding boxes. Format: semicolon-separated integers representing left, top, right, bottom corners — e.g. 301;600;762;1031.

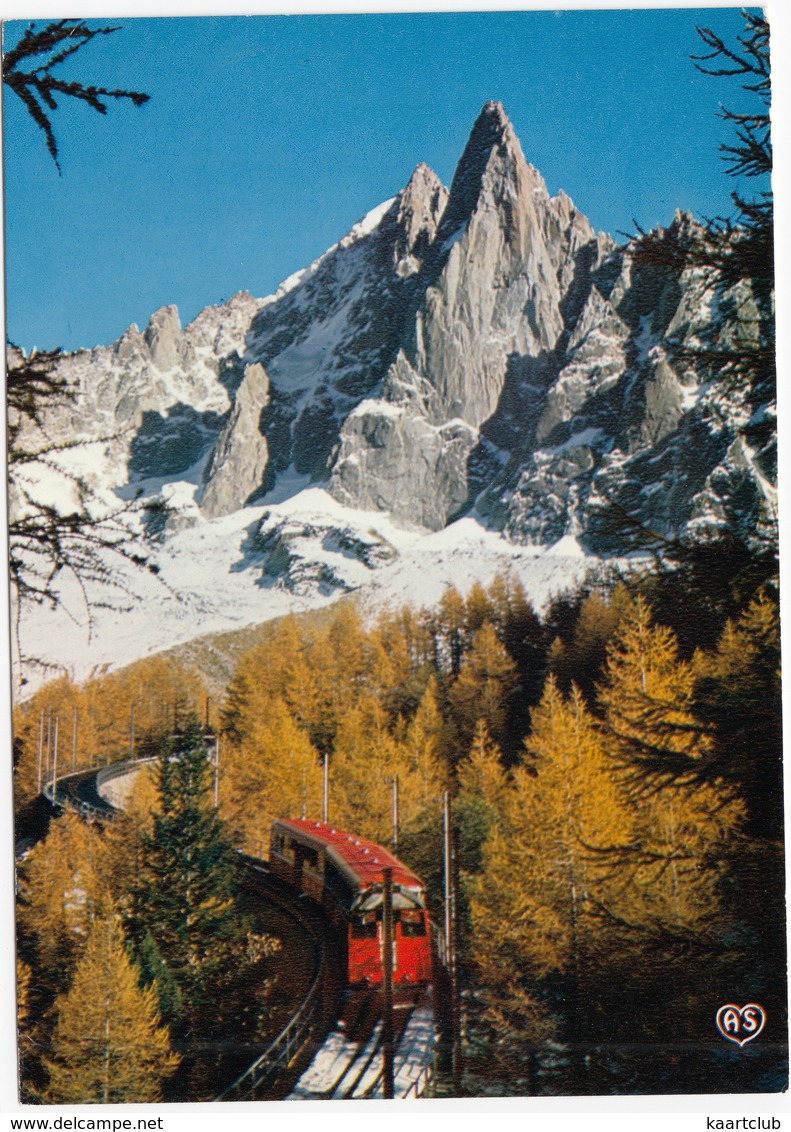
322;751;329;822
443;790;462;1094
71;706;78;771
36;711;44;794
382;866;395;1099
129;702;135;760
51;716;59;807
391;773;399;853
443;791;452;964
213;734;220;809
44;709;52;786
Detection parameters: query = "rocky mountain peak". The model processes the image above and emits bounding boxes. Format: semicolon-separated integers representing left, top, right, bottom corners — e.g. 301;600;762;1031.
393;162;449;275
144;305;184;371
437;100;538;240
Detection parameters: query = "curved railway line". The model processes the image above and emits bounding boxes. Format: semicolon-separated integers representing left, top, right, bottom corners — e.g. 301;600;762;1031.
38;757;438;1101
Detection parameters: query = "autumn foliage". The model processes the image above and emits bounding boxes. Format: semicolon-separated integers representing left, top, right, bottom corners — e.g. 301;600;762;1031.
14;565;783;1098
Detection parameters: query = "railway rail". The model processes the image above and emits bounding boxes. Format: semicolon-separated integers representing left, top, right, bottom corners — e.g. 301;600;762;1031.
289;988;436;1099
39;757;436;1100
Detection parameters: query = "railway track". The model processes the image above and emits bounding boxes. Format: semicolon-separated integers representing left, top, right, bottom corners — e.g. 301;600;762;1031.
39;758;436;1101
214;855;343;1101
289;988;436;1099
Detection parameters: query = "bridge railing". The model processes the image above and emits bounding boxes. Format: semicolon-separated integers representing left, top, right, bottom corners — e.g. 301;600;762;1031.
95;756;157;791
43;756;158;821
214;859;327;1102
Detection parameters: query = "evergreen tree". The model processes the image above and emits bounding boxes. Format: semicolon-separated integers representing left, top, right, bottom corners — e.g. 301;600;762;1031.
692;590;782;838
691;592;785;1026
431;586;467;677
547;587;633;705
488;574;546;707
132;718;247;1036
44;904;178;1104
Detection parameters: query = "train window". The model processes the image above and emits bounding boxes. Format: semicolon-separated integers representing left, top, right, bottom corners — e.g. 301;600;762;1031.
302;846;319;868
399;910;426;938
351;914;378;940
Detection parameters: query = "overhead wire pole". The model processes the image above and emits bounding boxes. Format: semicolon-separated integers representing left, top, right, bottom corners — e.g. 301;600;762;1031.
36;710;44;793
443;789;462;1094
322;751;329;822
71;706;78;771
51;715;59;807
382;865;395;1098
44;708;52;786
451;820;462;1095
391;773;399;853
213;734;220;809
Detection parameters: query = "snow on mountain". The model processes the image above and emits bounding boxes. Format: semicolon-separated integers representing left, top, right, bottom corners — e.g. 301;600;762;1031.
18;490;592;691
10;100;774;688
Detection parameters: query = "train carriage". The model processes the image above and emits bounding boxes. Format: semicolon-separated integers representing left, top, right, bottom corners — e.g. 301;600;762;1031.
270;818;432;989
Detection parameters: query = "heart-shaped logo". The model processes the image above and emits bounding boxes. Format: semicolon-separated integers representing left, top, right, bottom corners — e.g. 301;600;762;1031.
715;1003;766;1046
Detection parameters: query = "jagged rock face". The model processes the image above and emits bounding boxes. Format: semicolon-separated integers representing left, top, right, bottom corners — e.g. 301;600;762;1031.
330;101;618;527
330;105;774;548
22;292;260;493
197;362;271;518
237;164;450;495
18;101;775;558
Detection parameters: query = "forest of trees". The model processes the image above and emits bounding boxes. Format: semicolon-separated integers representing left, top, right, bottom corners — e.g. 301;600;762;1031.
16;713;278;1102
14;548;784;1098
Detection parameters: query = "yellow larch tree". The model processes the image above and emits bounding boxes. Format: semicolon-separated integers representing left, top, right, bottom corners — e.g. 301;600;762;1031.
101;763;160;907
469;679;632;1040
44;903;178;1104
331;693;399;842
83;656;207;764
597;599;743;936
447;622;518;759
400;676;448;816
219;696;322;851
13;676;96;810
547;586;634;700
19;812;109;984
432;585;467;676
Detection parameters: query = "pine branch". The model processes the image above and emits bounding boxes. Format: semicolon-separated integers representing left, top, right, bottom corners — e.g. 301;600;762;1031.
3;19;150;170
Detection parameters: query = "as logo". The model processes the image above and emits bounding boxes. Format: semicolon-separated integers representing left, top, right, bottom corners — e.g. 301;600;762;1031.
715;1003;766;1046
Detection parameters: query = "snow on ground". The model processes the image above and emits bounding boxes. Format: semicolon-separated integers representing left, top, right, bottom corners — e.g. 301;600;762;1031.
17;488;594;695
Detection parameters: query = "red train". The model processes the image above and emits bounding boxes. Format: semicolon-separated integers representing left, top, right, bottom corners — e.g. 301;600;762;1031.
269;818;432;989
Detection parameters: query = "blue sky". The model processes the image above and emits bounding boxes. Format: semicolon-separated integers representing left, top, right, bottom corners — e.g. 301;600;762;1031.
2;6;770;351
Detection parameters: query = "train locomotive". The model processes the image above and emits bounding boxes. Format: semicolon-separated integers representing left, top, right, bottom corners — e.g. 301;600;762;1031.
269;818;432;989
